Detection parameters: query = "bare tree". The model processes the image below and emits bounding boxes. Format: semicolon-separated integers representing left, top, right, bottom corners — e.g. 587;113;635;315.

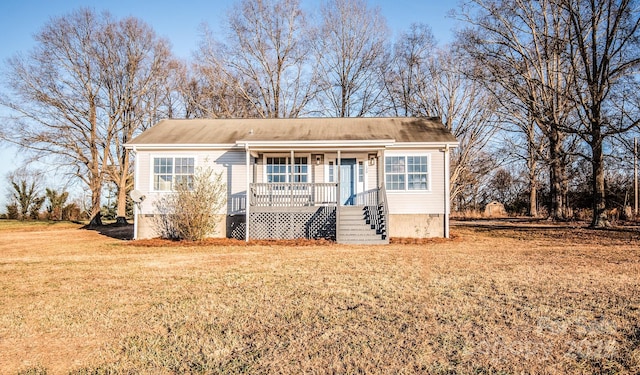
196;0;314;119
313;0;389;117
97;16;176;223
1;9;177;226
6;168;44;220
188;49;261;118
384;23;437;116
506;112;547;217
562;0;640;227
457;0;577;220
423;51;501;208
2;9;107;225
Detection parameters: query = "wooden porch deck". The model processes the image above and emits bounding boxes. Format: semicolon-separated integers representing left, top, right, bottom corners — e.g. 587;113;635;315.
248;183;388;243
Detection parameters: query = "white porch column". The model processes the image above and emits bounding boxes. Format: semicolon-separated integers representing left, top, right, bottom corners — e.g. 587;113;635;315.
245;145;251;242
290;150;295;181
336;150;341;205
336;150;341;240
378;149;384;189
290;150;295;204
443;145;451;238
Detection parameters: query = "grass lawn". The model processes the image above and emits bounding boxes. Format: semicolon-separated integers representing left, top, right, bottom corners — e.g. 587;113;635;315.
0;219;639;374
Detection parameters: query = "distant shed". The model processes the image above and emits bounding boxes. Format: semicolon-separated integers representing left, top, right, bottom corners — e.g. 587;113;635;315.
484;201;507;217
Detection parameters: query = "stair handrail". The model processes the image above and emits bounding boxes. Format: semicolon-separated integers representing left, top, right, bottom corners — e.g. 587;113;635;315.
377;184;389;238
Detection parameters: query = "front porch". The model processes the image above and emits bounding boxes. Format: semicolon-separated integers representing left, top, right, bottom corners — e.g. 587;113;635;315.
236;141;395;243
247;182;389;244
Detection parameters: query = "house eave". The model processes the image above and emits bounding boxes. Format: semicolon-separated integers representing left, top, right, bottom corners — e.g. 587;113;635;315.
124;143;239;150
390;141;460;149
124;140;459;151
236;139;396;149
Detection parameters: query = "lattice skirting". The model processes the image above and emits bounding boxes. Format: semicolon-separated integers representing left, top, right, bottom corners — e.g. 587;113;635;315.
248;206;336;240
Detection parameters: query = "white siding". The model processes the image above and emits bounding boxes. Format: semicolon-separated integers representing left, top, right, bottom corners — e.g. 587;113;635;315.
314;160;324;183
135;149;248;216
214;150;248;214
136;152;151;192
385;149;445;215
366;159;378;189
133;147;449;216
255;155;264;183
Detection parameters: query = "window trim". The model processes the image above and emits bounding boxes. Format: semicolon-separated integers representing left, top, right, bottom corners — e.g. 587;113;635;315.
327;161;335;183
151;155;197;192
384;153;431;192
263;154;310;184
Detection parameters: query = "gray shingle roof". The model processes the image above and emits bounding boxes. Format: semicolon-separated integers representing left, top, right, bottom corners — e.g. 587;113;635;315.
128;117;458;146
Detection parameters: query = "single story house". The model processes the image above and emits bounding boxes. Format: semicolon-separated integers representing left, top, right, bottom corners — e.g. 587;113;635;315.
126;117;458;244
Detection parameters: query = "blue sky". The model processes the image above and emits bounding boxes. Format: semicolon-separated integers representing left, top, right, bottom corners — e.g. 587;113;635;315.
0;0;459;211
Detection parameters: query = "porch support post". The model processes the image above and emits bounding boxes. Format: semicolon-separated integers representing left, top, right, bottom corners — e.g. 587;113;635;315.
337;150;341;205
245;145;250;242
336;150;341;241
443;145;451;239
378;149;384;189
290;150;295;205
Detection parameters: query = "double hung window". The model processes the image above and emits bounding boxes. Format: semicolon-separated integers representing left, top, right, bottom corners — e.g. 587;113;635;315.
266;157;308;183
406;156;428;190
153;157;195;191
328;161;334;182
385;155;429;191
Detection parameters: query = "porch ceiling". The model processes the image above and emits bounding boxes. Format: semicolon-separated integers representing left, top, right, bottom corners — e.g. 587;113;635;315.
238;140;393;152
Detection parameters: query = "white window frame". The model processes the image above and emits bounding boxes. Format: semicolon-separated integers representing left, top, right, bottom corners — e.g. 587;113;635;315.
263;154;310;183
265;156;289;183
384;153;431;192
151;155;197;192
327;160;335;182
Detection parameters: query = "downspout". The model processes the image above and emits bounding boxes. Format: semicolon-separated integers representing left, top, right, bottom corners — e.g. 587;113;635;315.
443;144;451;239
336;150;341;242
132;145;139;240
245;144;250;242
379;149;386;234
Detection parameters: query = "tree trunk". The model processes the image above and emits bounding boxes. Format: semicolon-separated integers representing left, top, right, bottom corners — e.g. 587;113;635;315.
115;186;128;225
88;181;103;227
590;136;609;227
548;128;565;220
89;213;103;227
115;147;130;225
88;94;103;228
527;129;538;217
529;178;538;217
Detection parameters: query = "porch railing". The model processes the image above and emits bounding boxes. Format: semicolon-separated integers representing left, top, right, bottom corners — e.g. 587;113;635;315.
354;188;379;206
362;185;388;239
250;182;338;207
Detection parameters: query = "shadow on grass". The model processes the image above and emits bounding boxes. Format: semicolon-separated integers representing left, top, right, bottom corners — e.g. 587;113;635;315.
452;218;640;243
82;223;134;240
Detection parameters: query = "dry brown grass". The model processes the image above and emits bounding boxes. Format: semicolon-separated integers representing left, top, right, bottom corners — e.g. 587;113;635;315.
1;219;639;374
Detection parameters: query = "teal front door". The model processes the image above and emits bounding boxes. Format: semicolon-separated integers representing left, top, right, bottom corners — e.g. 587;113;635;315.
339;159;356;205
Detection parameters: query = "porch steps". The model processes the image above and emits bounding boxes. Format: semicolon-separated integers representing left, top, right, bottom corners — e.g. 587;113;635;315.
337;206;388;245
